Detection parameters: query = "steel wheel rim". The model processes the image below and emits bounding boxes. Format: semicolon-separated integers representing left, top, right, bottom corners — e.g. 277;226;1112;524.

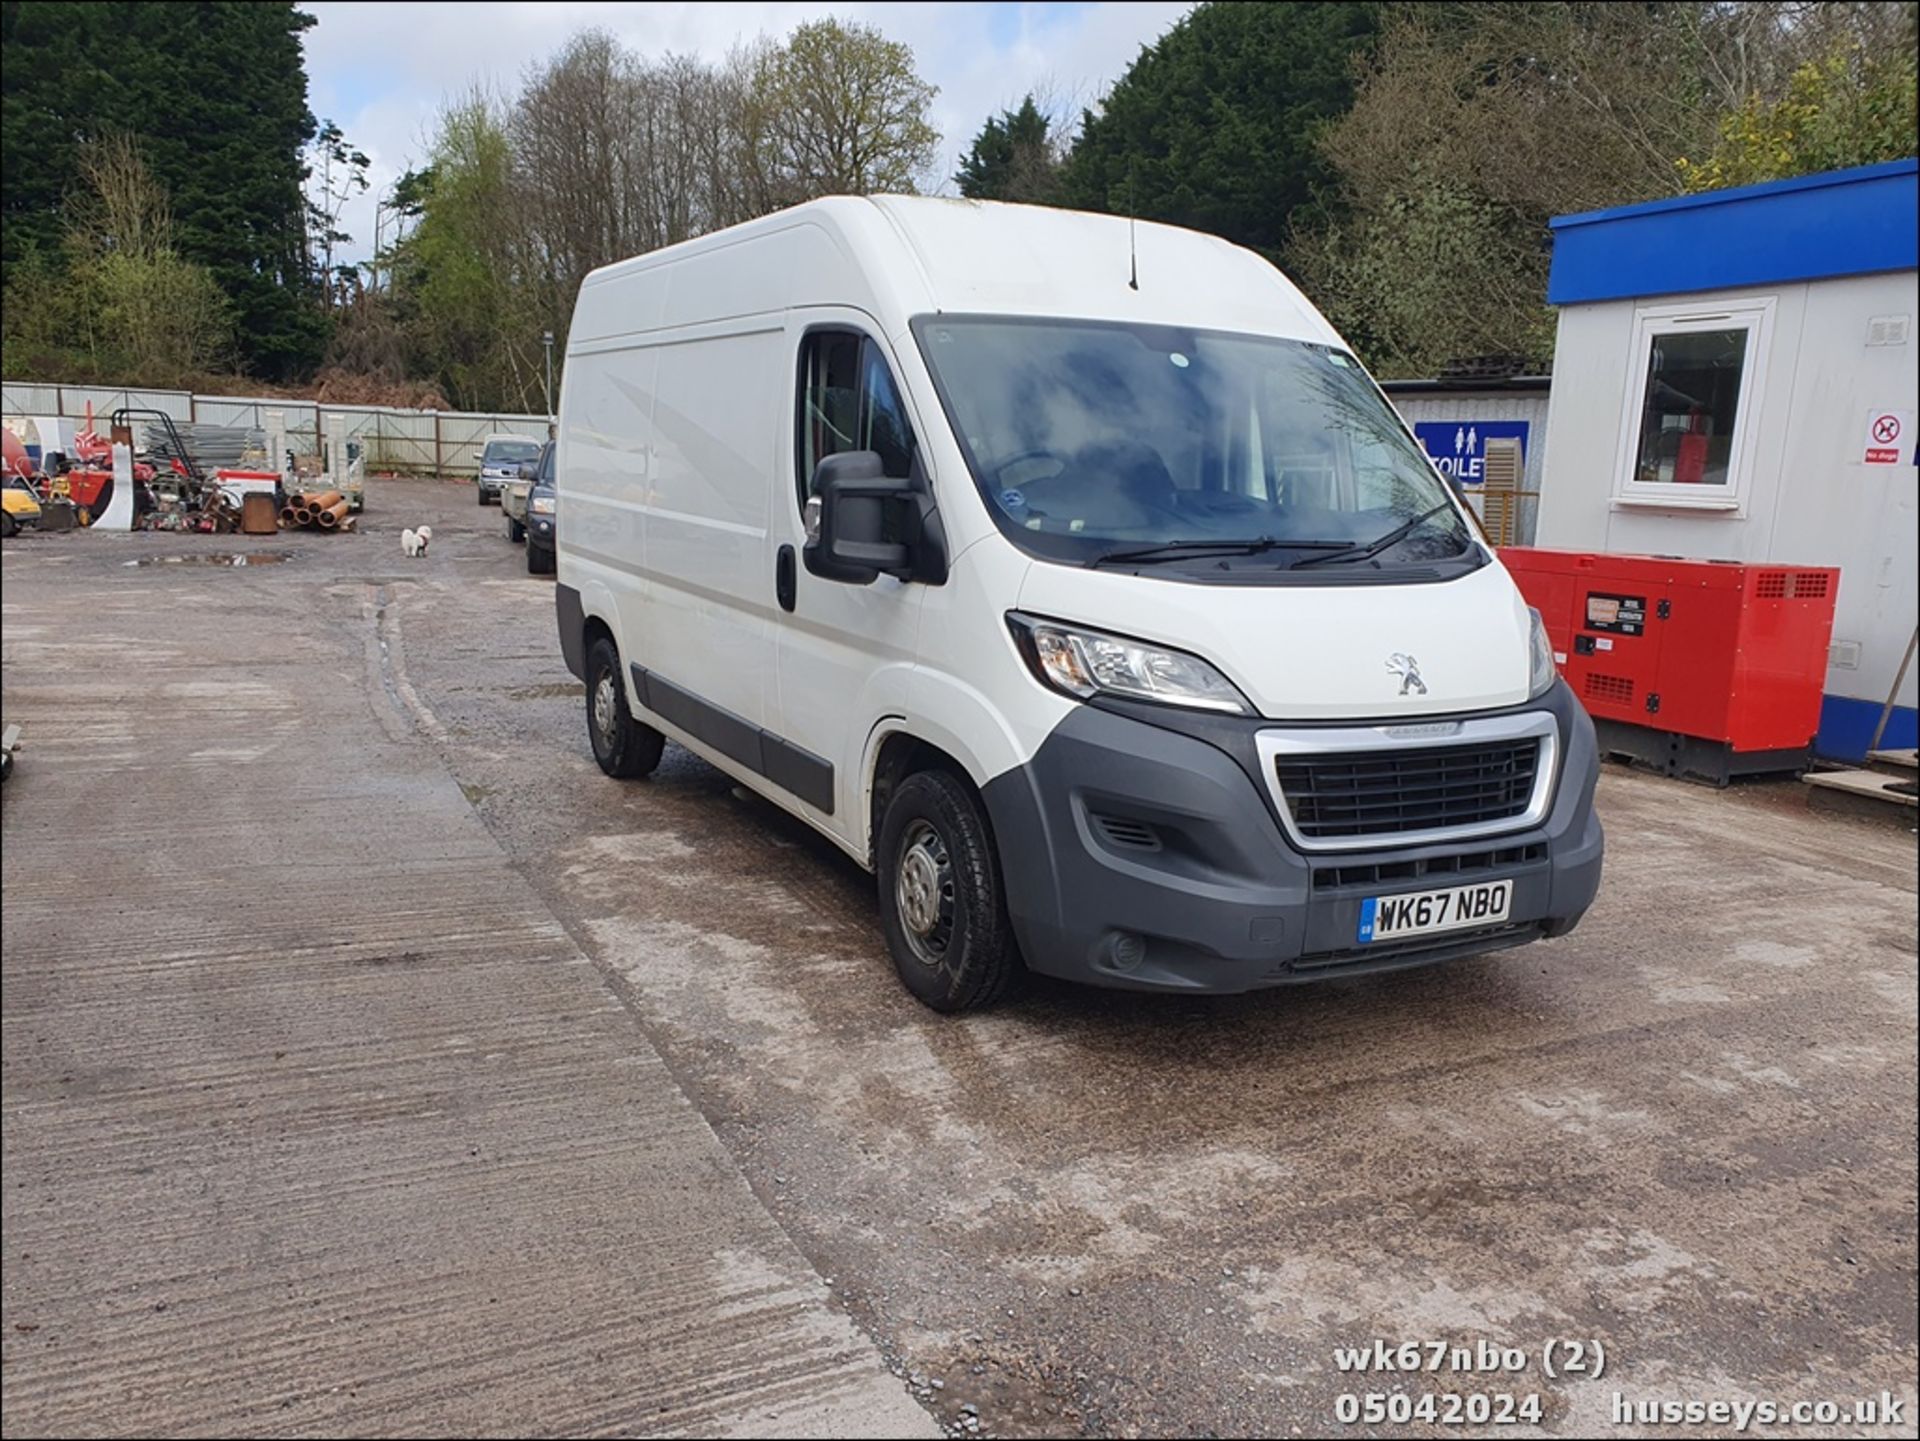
592;671;618;748
896;819;955;969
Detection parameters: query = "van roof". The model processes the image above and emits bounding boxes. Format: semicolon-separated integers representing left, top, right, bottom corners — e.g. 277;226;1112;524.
574;196;1342;349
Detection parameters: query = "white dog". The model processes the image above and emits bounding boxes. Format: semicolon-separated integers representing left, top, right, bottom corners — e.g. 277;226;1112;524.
401;525;432;557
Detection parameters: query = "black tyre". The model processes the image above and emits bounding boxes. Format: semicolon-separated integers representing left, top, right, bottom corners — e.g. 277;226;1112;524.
527;542;555;575
876;769;1022;1012
585;635;663;779
476;486;488;506
1;511;16;538
507;518;526;543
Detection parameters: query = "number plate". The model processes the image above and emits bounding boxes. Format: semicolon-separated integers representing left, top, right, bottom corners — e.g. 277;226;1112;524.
1358;879;1513;944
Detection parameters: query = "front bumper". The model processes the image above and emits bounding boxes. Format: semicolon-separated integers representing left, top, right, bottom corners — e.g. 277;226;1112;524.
477;474;511;496
980;680;1603;993
527;514;555;544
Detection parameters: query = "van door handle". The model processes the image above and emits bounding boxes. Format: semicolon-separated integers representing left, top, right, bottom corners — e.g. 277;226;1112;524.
776;544;796;612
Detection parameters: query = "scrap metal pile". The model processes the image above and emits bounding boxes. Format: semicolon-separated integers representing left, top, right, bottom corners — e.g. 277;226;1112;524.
5;406;367;538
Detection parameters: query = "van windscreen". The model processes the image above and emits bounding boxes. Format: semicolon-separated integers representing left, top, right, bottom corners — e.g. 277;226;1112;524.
914;317;1474;575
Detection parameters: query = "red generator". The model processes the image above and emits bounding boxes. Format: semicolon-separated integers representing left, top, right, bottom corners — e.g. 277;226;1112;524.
1501;548;1840;785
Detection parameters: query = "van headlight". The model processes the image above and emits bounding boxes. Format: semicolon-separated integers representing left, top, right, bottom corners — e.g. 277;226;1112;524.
1007;613;1252;715
1528;607;1557;698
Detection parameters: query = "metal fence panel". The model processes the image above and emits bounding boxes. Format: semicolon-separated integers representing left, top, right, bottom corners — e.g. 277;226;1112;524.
126;387;195;420
1;382;194;424
1;381;61;415
434;413;547;477
5;381;549;477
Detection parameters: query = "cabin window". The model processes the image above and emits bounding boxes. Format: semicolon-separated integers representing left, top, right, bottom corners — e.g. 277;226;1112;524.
1615;297;1773;510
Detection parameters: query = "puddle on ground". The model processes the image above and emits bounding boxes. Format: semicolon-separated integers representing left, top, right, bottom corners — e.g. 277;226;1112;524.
123;552;294;568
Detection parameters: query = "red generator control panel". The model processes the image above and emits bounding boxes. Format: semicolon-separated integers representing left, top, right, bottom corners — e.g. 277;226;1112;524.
1501;549;1840;785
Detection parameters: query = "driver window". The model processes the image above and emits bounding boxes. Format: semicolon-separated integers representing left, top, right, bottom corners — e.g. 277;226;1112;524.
797;330;917;511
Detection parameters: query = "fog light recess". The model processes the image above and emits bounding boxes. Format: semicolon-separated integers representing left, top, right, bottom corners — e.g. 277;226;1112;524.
1106;931;1147;972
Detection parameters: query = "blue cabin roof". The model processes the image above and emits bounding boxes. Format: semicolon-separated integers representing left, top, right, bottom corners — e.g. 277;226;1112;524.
1547;158;1918;305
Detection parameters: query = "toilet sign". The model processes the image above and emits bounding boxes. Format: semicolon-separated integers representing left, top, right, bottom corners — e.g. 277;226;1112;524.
1412;421;1530;486
1862;407;1914;465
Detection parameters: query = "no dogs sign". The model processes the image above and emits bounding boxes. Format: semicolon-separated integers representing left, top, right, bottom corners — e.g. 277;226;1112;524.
1862;408;1915;465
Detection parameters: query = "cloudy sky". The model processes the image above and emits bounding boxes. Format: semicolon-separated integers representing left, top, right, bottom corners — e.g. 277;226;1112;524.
301;1;1196;265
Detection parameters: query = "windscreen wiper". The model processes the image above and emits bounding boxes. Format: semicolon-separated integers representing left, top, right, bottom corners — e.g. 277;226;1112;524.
1287;502;1460;570
1090;537;1344;569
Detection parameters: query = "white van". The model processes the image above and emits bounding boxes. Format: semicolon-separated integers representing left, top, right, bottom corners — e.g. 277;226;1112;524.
554;197;1603;1011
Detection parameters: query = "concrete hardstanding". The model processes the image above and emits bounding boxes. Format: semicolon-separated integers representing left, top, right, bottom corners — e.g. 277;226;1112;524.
4;480;1916;1438
0;525;933;1437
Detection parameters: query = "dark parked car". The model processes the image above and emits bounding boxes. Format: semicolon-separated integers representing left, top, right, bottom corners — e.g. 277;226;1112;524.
525;442;556;574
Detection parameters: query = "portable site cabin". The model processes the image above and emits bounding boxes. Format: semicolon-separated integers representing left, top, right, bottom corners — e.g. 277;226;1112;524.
1533;159;1919;761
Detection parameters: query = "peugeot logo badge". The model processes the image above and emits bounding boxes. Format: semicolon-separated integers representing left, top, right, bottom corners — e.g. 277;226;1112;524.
1386;652;1427;696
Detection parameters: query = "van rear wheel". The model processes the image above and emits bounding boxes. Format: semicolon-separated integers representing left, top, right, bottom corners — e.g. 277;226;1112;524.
877;770;1021;1012
585;636;664;779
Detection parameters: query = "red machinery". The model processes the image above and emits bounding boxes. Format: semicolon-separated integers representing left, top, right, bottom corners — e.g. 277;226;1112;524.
1502;548;1840;785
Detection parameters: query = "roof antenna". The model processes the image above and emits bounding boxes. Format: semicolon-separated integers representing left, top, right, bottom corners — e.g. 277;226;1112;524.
1126;161;1140;291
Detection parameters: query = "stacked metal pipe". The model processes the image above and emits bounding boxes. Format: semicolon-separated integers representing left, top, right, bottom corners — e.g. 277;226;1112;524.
279;490;357;532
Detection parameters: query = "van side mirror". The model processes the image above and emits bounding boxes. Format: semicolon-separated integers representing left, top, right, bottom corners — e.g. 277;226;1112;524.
804;450;915;584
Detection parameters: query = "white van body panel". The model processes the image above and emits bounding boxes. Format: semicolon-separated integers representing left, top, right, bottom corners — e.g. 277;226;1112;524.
900;538;1067;782
645;318;784;732
1015;556;1534;721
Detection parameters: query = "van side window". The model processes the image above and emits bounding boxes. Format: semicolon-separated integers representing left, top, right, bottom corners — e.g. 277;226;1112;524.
797;330;917;509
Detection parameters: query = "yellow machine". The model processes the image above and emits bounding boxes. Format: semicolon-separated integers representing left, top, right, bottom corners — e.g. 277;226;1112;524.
2;476;42;537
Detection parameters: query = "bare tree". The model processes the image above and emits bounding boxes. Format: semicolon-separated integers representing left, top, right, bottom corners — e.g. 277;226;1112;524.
72;133;172;260
62;134;231;384
393;18;943;409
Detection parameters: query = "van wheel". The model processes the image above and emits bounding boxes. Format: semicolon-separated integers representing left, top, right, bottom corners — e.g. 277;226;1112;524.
585;636;664;779
527;543;554;575
877;770;1021;1012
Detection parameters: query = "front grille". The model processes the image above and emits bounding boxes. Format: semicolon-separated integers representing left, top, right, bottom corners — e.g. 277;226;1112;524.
1311;842;1547;892
1277;739;1540;841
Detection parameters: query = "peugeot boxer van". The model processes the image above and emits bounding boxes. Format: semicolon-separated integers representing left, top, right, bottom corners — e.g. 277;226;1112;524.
553;197;1603;1011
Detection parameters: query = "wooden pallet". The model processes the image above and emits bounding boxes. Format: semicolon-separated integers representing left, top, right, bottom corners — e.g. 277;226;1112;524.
1804;761;1918;821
